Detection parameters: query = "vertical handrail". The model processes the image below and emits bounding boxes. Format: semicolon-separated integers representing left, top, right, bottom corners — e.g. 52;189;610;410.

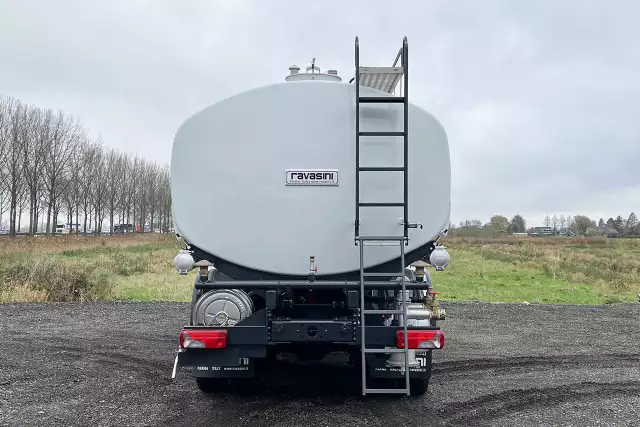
402;37;411;393
359;239;366;395
401;239;409;394
402;37;409;243
356;36;366;396
355;36;360;243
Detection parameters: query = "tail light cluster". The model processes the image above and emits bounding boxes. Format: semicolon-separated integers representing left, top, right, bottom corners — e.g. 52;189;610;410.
396;329;444;350
179;329;227;349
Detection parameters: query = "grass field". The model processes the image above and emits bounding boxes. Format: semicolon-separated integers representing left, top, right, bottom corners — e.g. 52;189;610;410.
0;234;191;303
437;236;640;304
0;234;638;305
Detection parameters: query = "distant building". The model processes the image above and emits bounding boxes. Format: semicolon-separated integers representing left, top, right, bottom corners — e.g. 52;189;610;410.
604;228;619;238
528;227;554;236
557;228;577;237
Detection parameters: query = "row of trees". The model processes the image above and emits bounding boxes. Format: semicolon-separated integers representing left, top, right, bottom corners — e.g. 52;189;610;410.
452;215;527;236
542;213;640;236
0;94;172;236
451;212;640;237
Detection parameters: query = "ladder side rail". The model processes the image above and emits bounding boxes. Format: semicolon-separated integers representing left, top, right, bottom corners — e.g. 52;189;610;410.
359;240;366;395
355;36;361;242
403;37;409;242
401;239;410;394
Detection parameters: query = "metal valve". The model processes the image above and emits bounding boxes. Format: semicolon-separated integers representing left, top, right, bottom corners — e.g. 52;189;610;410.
426;291;446;321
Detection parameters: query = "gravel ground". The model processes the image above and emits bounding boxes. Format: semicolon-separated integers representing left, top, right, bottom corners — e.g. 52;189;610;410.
1;301;639;427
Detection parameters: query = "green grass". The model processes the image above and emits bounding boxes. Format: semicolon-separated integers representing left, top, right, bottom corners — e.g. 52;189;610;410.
0;236;193;303
434;248;628;305
436;236;640;305
1;234;638;305
113;271;194;301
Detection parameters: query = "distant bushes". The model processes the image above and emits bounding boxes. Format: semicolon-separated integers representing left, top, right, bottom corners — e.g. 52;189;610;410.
1;254;114;302
446;235;612;247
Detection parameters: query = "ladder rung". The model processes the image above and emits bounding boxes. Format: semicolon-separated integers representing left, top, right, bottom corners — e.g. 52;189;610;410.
359;96;405;103
363;309;405;315
363;348;406;354
363;272;405;277
356;236;407;241
359;241;404;246
365;388;409;394
358;167;404;172
359;202;404;207
359;131;404;137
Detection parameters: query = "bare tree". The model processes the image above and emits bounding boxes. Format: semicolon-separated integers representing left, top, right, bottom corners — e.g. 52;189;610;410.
131;156;144;231
145;163;160;232
118;154;134;230
16;187;29;233
78;140;100;233
104;148;124;234
19;104;47;235
0;96;10;225
0;97;27;235
157;165;172;232
90;142;108;234
62;134;87;234
42;110;81;234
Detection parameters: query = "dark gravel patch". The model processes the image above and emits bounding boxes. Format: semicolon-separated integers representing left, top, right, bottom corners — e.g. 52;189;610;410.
1;301;639;426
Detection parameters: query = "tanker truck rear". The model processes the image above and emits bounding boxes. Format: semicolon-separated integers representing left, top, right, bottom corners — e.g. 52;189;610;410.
170;37;451;396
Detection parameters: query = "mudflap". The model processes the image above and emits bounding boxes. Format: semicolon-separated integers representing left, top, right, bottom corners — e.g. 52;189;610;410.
172;348;260;379
366;351;432;379
191;357;255;378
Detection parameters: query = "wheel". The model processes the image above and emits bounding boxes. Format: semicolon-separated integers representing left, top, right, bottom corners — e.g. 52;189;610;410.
195;377;229;393
409;351;433;396
409;378;430;396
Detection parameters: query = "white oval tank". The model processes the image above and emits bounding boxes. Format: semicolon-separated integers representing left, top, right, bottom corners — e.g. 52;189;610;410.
171;74;450;277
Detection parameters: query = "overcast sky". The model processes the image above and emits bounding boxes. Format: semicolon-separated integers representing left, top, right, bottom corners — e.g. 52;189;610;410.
1;0;638;228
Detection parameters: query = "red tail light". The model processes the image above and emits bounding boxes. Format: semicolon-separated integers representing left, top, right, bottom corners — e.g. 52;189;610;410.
179;329;227;349
397;329;444;349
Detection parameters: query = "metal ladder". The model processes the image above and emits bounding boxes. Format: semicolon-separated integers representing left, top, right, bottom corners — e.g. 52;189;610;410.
354;36;412;396
358;236;410;395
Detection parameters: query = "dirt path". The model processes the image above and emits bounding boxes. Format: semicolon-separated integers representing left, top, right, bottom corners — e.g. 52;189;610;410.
1;301;639;426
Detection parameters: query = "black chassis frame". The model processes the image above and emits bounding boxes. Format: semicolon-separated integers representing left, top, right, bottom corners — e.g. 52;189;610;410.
175;276;440;381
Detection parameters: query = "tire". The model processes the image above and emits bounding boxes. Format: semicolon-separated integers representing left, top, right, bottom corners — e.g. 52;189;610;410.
409;378;430;396
195;377;229;393
409;351;433;396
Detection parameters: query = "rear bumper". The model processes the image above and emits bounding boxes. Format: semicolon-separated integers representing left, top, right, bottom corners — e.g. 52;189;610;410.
177;308;441;347
173;308;441;379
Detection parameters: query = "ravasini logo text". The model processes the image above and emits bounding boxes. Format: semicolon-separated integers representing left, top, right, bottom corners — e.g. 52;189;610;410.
285;169;339;186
